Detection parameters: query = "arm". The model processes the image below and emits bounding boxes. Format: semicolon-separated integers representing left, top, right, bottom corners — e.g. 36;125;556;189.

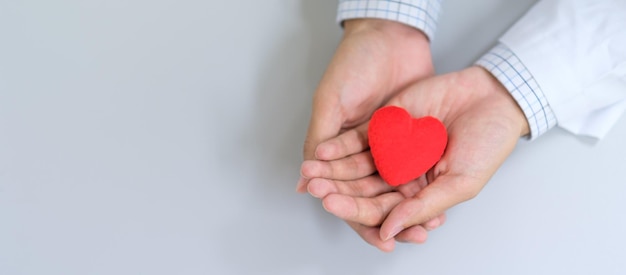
298;0;444;251
298;0;443;190
304;0;626;251
299;0;443;194
336;0;442;41
478;0;626;140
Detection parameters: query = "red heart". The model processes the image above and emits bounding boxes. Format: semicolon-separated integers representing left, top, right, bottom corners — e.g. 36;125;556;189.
368;106;448;186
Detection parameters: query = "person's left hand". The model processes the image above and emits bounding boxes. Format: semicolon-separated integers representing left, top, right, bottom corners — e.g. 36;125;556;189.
306;169;447;251
297;19;434;193
302;66;530;251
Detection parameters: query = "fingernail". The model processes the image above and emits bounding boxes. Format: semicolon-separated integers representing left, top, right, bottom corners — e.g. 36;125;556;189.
385;226;404;241
314;146;324;160
315;143;333;160
307;179;322;198
295;176;307;193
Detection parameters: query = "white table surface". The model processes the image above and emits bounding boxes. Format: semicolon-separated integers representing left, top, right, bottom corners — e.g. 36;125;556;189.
1;1;625;274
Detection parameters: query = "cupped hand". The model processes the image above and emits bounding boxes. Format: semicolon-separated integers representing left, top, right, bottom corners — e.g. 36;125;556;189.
297;18;434;192
307;173;447;252
305;66;530;251
302;121;446;251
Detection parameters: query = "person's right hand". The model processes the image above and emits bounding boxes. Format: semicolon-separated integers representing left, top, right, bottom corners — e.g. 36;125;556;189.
304;66;530;251
297;18;434;192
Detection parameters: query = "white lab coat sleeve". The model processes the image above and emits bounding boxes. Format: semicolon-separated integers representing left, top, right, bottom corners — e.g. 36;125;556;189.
499;0;626;139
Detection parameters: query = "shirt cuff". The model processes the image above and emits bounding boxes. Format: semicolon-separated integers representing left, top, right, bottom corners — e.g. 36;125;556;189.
475;43;558;140
336;0;442;41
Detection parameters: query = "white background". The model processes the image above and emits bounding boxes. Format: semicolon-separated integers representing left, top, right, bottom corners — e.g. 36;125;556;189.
1;1;625;274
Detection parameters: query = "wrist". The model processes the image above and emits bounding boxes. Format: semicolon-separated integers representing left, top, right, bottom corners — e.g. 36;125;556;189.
468;66;531;137
344;19;430;43
341;19;434;85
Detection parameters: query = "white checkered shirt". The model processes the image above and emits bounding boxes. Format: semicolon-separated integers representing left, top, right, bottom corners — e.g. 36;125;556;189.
336;0;558;139
476;43;557;139
337;0;442;40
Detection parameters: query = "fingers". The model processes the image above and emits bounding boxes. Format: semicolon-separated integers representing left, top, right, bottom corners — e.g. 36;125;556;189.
295;177;309;193
394;225;428;244
347;221;435;250
322;192;405;227
300;151;376;182
310;176;434;227
314;175;448;249
303;95;343;160
297;95;344;193
346;221;396;252
315;123;369;161
307;175;394;199
299;123;372;192
423;213;447;231
394;213;446;243
396;174;428;198
380;175;478;241
307;174;425;200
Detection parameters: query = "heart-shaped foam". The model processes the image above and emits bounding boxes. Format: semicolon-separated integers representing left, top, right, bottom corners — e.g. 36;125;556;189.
368;106;448;186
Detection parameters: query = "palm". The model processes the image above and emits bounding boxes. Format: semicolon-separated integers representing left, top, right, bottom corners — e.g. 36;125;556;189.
305;67;529;250
381;68;527;227
298;19;436;251
300;19;433;165
319;25;433;130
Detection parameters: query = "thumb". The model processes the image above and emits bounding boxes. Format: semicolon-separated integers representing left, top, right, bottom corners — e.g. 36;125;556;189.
303;95;344;159
379;174;480;241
